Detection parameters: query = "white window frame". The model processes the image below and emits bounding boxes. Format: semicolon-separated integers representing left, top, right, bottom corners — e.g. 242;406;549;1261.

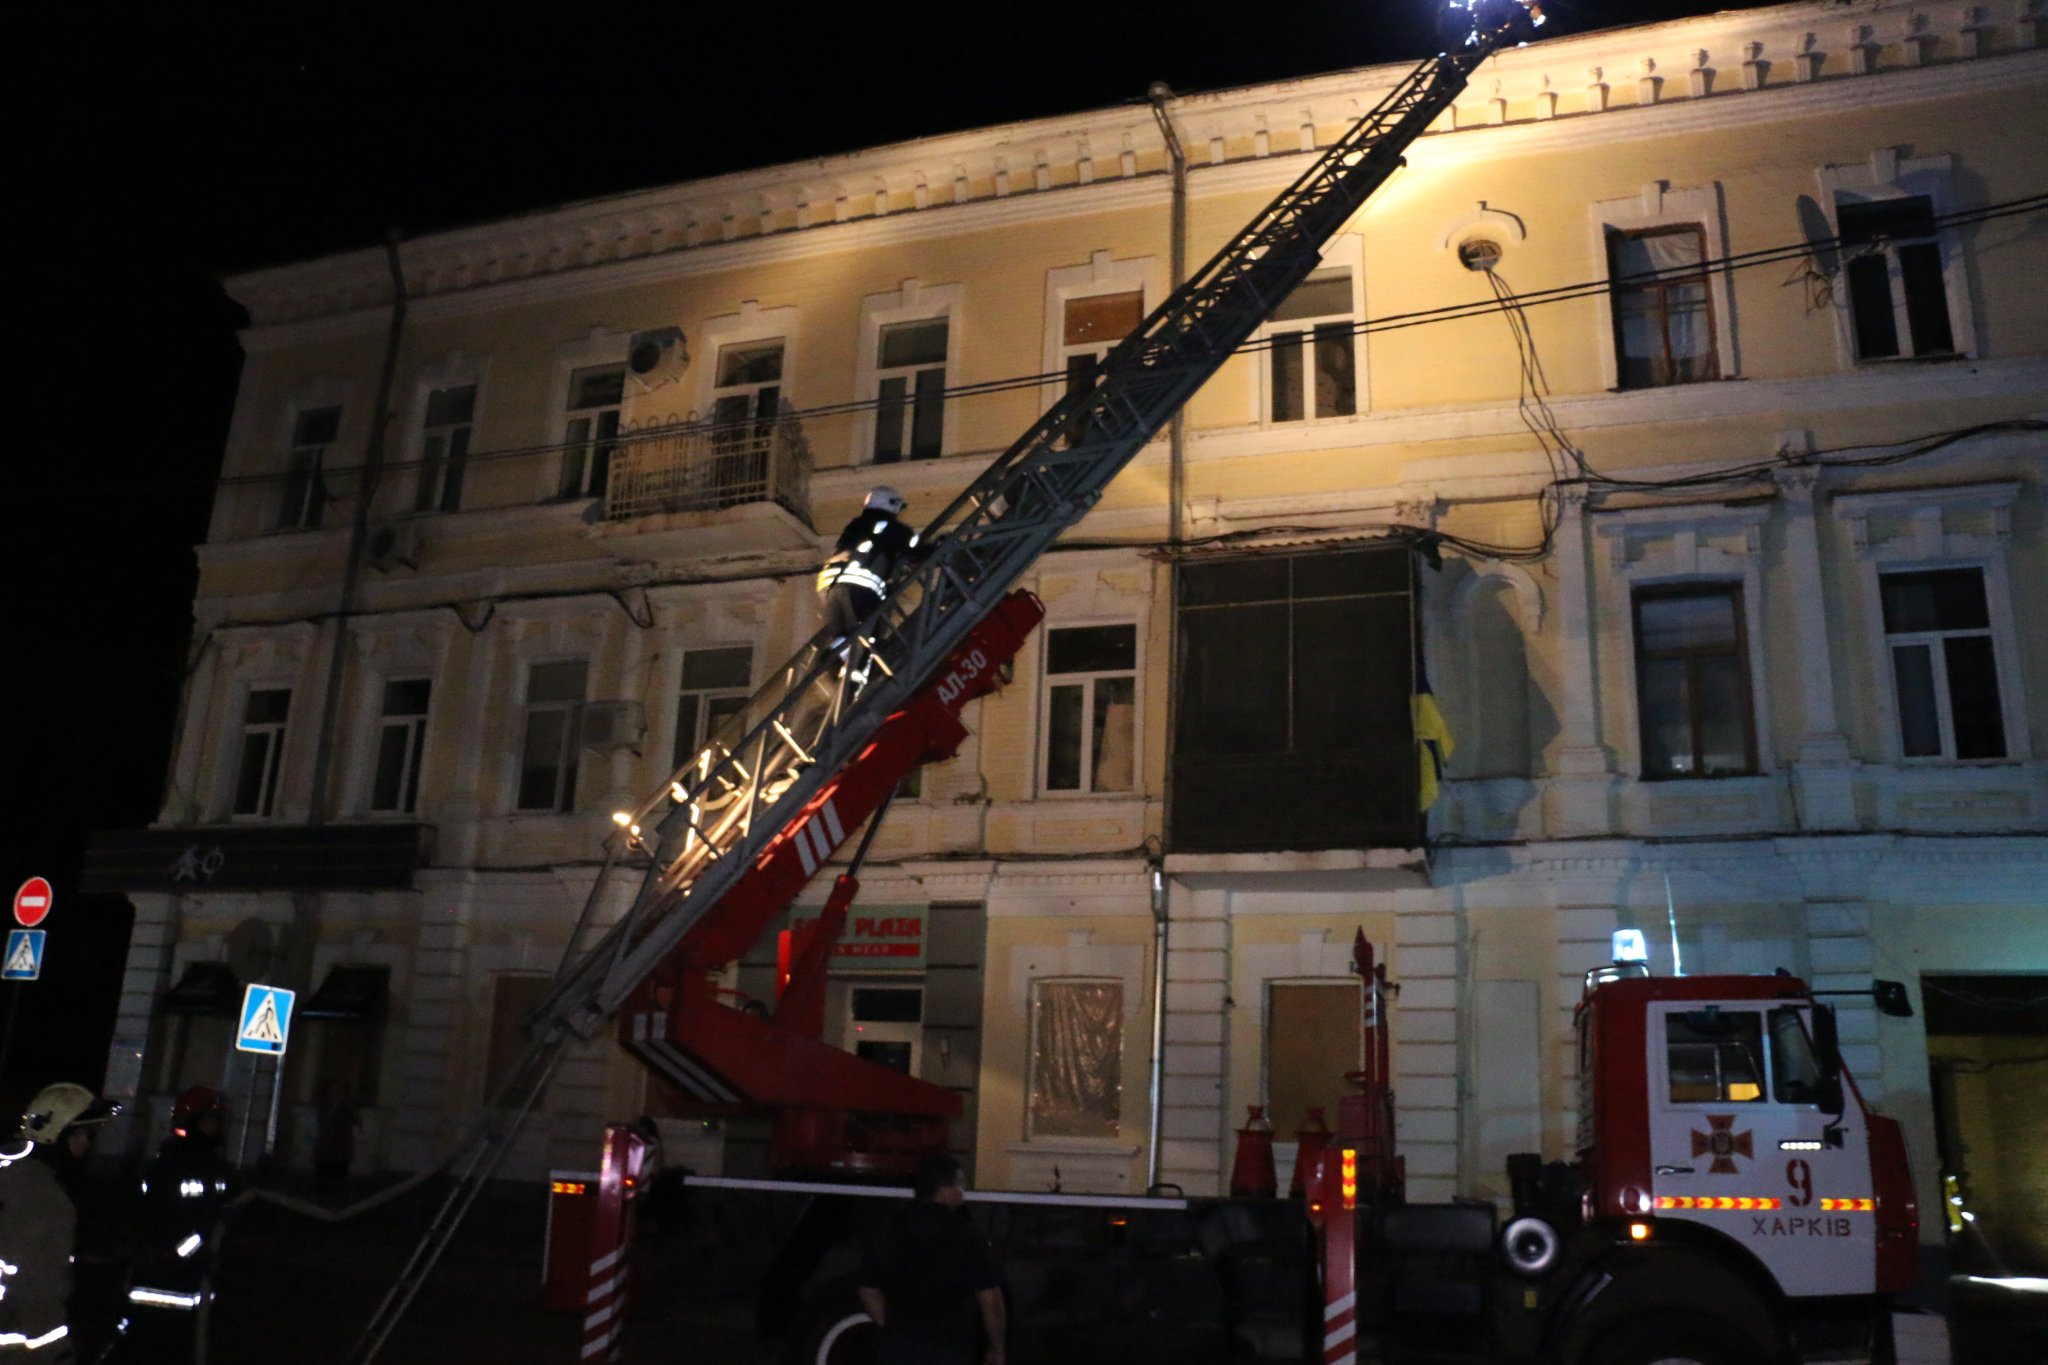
672;643;756;771
405;352;490;517
1253;235;1366;425
514;657;588;813
541;327;630;502
855;280;964;465
366;676;433;816
228;684;293;820
1036;620;1140;797
557;362;627;500
1588;183;1738;392
1831;482;2027;765
277;404;342;531
1817;150;1975;367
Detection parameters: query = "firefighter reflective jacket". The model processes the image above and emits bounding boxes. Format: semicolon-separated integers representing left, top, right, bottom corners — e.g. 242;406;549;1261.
129;1135;235;1309
0;1142;76;1352
816;510;919;599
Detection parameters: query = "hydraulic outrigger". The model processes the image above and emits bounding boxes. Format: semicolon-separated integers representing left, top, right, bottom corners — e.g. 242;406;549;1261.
346;6;1547;1360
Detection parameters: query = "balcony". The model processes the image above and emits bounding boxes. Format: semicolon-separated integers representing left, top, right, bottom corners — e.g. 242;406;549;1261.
605;416;811;526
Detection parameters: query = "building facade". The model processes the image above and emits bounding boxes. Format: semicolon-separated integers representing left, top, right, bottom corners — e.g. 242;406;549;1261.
87;0;2047;1283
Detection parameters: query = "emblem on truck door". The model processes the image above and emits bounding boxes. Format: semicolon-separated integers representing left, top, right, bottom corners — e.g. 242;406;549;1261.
1690;1115;1753;1174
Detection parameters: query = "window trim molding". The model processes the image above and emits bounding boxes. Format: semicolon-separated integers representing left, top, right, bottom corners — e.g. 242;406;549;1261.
544;325;631;502
1588;181;1738;392
1251;233;1366;426
1595;501;1773;781
403;351;491;517
1829;481;2027;764
1816;149;1976;368
853;279;965;465
1034;618;1142;799
1040;250;1166;393
1021;973;1129;1143
689;301;800;426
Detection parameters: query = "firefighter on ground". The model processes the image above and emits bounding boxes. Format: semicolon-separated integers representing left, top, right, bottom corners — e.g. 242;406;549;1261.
0;1082;118;1359
816;486;922;654
114;1087;236;1364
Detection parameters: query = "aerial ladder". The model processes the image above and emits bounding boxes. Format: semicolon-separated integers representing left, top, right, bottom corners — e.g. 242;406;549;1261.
346;5;1548;1359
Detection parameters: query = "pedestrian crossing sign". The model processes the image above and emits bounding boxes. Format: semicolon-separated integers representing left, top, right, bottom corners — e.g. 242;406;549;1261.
236;982;296;1056
2;929;44;981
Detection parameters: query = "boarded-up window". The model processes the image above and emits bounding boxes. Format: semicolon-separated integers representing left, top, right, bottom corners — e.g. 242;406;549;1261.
1266;982;1362;1133
484;973;550;1102
1028;980;1122;1139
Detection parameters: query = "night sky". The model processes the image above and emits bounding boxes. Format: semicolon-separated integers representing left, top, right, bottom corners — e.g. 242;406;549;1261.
4;1;1765;1103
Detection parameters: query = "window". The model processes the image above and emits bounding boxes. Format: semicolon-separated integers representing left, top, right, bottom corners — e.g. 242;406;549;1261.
516;660;586;812
711;340;784;432
231;688;291;817
369;678;431;815
1767;1007;1822;1106
1609;227;1718;388
1633;585;1756;779
872;319;948;463
1060;292;1143;445
483;973;550;1101
1027;979;1122;1139
1880;568;2006;760
1265;267;1357;422
1041;625;1136;794
1838;196;1955;361
1173;547;1415;852
415;384;476;514
1666;1009;1765;1104
558;364;624;499
1266;982;1362;1132
673;646;753;770
278;406;340;530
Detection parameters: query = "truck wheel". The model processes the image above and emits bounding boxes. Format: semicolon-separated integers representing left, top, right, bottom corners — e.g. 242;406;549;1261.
789;1290;876;1365
1582;1313;1761;1365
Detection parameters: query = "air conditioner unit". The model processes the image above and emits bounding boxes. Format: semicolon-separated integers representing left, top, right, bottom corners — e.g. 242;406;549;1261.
579;699;645;755
366;520;423;572
627;326;689;394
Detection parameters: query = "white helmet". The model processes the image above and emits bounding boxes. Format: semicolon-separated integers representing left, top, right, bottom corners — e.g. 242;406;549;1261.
21;1082;114;1145
864;486;906;516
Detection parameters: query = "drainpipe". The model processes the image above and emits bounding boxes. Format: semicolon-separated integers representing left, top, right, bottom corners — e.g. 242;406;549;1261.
1144;86;1187;1196
307;230;408;824
1144;858;1171;1192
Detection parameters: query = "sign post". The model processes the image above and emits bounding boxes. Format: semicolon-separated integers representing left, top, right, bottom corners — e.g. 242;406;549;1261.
236;983;296;1161
0;878;54;1085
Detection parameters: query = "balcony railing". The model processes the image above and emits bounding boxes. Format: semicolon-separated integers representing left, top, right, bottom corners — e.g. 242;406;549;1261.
605;414;811;524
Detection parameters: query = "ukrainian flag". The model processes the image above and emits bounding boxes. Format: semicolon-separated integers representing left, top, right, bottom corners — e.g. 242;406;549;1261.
1413;654;1455;812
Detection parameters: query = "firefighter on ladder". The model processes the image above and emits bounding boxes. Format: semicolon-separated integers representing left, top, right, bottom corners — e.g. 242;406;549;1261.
0;1083;117;1360
114;1087;236;1364
816;486;922;674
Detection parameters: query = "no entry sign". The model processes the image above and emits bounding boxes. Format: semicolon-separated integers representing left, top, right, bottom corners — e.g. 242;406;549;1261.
12;877;52;928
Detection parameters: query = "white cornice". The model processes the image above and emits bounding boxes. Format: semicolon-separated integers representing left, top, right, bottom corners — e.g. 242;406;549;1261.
227;1;2045;335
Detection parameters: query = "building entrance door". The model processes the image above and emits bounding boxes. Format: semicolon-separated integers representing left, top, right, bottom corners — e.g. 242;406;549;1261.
828;978;924;1077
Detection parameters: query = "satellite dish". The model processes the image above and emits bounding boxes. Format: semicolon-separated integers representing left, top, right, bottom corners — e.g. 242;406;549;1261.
226;919;275;981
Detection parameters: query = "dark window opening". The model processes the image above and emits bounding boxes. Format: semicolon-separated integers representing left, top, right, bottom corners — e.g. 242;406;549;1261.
1171;546;1416;852
1633;585;1756;779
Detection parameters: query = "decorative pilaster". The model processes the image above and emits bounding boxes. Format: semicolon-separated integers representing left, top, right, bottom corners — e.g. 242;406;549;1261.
1774;466;1858;830
1544;491;1616;836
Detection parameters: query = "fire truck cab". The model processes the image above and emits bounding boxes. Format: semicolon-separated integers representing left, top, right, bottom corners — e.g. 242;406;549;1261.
1306;949;1923;1365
